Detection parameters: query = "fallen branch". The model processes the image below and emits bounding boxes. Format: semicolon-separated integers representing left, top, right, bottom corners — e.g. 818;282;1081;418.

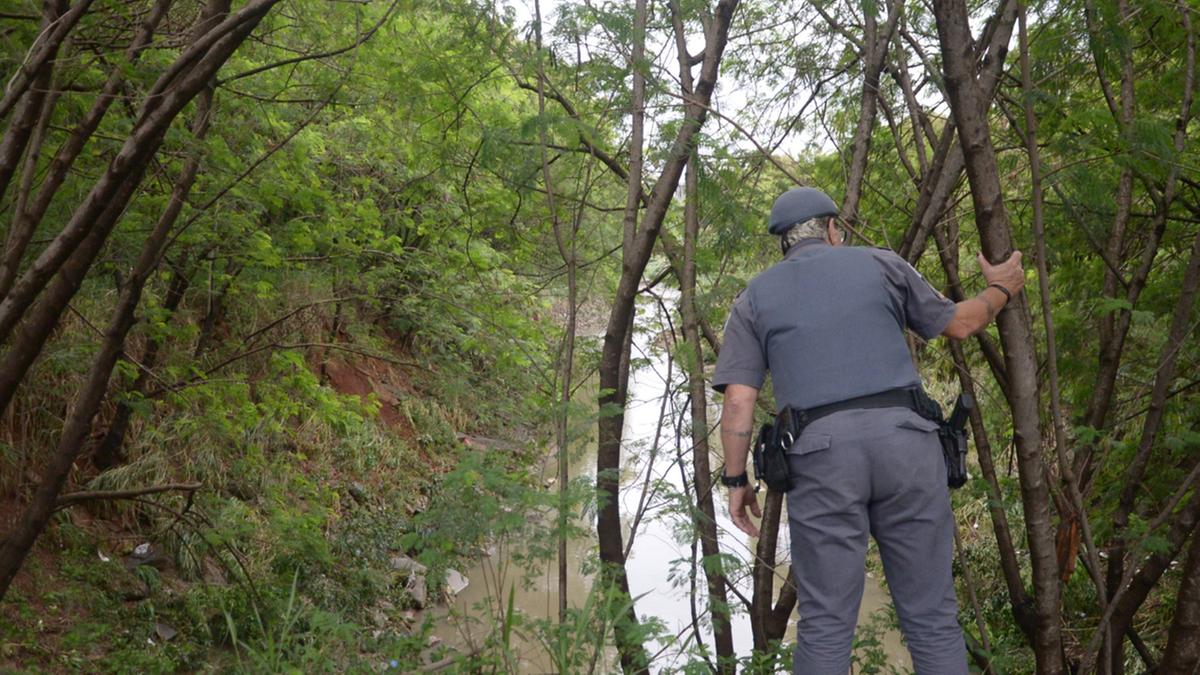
56;482;202;508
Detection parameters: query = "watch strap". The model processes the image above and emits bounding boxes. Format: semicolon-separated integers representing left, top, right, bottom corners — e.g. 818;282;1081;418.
987;283;1012;302
720;471;749;488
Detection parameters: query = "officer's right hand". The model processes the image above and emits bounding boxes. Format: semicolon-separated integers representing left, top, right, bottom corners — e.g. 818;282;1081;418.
977;250;1025;297
730;485;762;538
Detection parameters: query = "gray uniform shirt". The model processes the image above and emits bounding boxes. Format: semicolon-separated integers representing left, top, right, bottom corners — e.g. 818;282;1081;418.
713;238;955;411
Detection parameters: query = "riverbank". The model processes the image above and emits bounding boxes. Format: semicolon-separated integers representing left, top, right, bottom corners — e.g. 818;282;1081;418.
0;317;552;672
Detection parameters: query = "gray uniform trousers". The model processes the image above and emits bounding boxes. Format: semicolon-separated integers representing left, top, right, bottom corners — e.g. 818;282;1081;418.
785;406;967;675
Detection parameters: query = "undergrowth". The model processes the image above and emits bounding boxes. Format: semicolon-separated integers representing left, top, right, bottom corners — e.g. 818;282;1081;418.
0;296;554;672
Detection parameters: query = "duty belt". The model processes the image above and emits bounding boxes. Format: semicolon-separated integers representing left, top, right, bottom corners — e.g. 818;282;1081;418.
758;384;974;487
754;386;971;492
776;387;939;444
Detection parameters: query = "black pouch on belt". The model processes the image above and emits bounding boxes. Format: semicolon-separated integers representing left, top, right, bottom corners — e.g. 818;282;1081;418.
752;407;797;493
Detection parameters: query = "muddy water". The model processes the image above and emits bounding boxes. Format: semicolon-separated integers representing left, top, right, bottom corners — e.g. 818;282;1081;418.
434;306;912;672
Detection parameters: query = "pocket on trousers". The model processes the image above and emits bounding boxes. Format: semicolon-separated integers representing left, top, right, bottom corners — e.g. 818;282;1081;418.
789;431;832;456
896;416;940;434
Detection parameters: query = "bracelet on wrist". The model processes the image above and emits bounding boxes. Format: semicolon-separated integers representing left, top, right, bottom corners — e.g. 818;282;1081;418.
987;283;1012;303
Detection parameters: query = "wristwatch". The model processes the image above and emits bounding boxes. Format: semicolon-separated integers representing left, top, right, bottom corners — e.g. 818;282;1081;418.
720;471;749;488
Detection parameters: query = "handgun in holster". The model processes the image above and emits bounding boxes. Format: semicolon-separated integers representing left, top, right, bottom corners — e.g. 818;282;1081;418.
939;393;973;489
909;388;973;489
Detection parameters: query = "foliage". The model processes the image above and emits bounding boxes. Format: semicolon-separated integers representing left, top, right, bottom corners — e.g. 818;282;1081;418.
2;0;1198;670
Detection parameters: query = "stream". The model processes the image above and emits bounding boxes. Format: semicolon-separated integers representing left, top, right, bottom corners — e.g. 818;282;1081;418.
433;300;912;672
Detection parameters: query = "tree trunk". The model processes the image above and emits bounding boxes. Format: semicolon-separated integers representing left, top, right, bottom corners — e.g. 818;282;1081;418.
840;0;901;227
2;45;63;301
1089;493;1200;673
1017;9;1112;665
532;0;576;625
931;0;1064;671
0;0;67;205
596;0;650;667
1076;0;1195;501
595;2;738;671
0;0;88;125
680;154;734;670
898;0;1016;265
933;224;1036;642
750;489;796;649
0;168;148;415
1159;523;1200;674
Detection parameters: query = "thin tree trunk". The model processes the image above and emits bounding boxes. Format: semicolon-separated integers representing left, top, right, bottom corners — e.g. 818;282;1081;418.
1094;6;1196;669
680;153;734;670
750;489;796;649
666;6;733;664
0;165;148;415
597;0;649;667
889;22;928;176
193;261;241;359
1076;0;1194;500
0;0;88;126
897;0;1016;265
933;224;1035;642
0;0;68;205
1084;492;1200;673
954;527;993;673
840;0;901;226
1;37;65;299
532;0;575;625
505;71;723;358
1017;10;1111;668
595;3;738;671
932;1;1064;671
1079;0;1136;448
1080;0;1137;442
1108;1;1197;522
658;232;722;356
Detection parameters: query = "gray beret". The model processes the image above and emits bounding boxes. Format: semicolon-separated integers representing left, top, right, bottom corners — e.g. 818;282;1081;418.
768;187;839;235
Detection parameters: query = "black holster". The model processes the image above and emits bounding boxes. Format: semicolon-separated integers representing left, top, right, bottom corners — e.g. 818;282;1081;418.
941;394;973;489
939;426;969;489
915;389;973;490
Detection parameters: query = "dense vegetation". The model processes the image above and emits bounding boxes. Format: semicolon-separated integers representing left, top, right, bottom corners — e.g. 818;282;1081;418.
0;0;1196;672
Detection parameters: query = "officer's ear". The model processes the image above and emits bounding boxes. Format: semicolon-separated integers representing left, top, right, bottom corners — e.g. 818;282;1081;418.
826;217;842;246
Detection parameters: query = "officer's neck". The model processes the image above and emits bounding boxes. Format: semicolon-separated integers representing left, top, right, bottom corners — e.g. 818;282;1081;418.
783;237;829;259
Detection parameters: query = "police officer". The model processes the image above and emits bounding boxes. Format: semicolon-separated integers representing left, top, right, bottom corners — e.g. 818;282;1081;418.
712;187;1024;674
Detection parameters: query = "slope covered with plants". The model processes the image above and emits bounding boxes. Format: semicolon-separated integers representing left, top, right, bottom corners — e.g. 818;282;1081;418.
1;0;1198;672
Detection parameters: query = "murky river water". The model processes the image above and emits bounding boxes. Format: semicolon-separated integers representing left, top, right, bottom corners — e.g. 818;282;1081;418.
434;303;912;672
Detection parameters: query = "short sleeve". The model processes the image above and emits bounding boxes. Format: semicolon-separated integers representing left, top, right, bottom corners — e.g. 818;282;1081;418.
713;291;766;393
869;249;956;340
